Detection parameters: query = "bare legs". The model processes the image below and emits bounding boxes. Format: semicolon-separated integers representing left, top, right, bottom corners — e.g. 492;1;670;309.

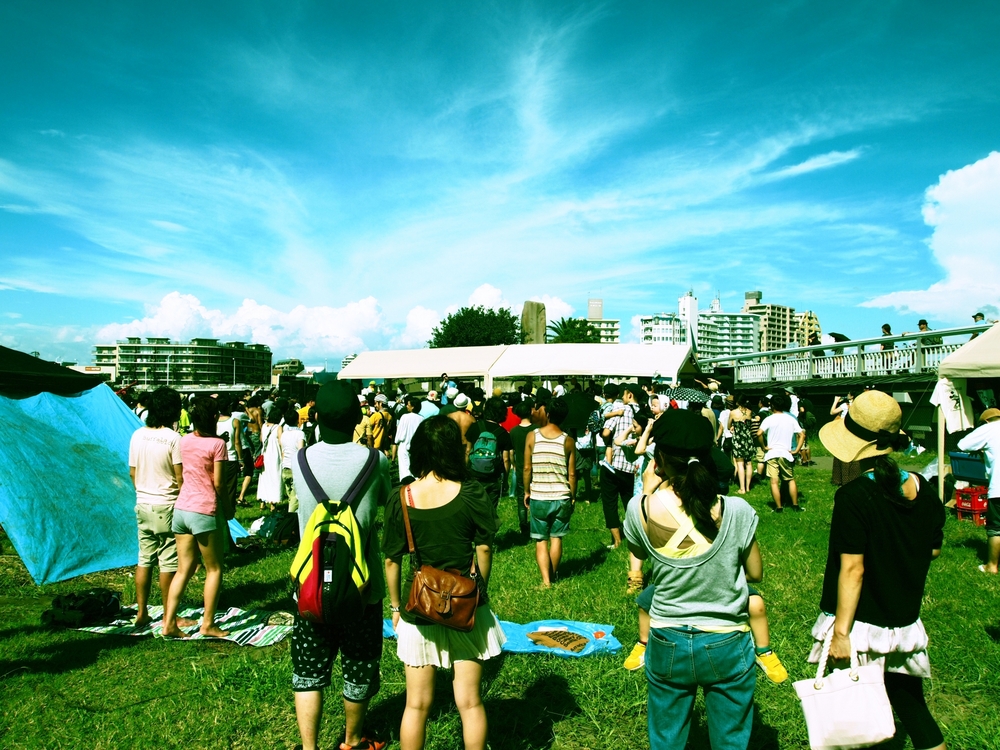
294;691;373;750
134;565;175;628
748;595;770;649
534;537;563;587
401;661;486;750
769;476;799;509
982;536;1000;574
162;526;228;638
734;459;752;494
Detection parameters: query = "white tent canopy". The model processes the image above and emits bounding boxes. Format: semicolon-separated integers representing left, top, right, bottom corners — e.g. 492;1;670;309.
338;345;507;382
338;343;695;388
488;343;693;381
939;322;1000;379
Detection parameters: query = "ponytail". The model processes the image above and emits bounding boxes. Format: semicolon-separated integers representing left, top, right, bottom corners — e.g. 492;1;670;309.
656;449;721;539
867;432;910;503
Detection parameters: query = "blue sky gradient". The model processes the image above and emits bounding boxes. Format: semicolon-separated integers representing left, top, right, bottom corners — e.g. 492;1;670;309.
2;2;999;363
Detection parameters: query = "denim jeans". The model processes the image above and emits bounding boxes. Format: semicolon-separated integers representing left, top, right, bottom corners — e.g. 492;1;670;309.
646;626;755;750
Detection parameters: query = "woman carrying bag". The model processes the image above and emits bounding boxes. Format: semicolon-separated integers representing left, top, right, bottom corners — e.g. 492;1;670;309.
624;409;763;750
812;389;946;750
383;416;505;750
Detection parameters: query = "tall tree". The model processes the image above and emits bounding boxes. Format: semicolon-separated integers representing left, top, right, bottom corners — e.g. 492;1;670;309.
547;317;601;344
429;306;521;348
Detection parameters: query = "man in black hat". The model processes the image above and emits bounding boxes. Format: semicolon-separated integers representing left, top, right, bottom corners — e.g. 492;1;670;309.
289;381;390;750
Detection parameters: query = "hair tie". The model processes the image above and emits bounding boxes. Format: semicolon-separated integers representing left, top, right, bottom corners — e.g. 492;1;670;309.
687;456;700;465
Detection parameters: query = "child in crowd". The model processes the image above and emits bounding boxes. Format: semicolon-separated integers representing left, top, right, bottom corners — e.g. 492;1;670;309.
600;384;626;469
757;392;804;512
524;397;576;587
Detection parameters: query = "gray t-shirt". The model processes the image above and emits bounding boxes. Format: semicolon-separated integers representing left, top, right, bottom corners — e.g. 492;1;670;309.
624;493;758;629
291;441;390;605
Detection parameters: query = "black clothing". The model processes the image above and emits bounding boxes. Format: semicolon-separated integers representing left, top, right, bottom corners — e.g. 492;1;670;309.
820;474;945;628
464;420;513;478
884;672;945;749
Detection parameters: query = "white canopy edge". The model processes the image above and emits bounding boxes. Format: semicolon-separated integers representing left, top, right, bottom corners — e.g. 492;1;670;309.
938;322;1000;379
338;343;694;384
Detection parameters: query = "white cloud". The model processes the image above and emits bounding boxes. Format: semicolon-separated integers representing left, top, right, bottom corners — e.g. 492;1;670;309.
529;295;575;322
760;149;862;183
149;220;189;232
397;306;440;348
3;312;23;319
467;283;511;310
863;151;1000;322
96;291;384;359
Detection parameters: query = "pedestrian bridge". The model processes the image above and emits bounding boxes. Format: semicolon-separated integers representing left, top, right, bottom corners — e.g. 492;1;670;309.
698;323;989;389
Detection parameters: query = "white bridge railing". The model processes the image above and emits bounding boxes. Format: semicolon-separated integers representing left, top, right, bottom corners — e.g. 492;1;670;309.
698;324;990;385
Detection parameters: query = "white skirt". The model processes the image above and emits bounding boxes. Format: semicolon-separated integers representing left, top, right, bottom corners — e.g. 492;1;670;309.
807;612;931;678
396;605;506;669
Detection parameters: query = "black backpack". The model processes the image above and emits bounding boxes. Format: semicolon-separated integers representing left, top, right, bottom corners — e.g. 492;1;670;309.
259;510;300;546
42;589;121;627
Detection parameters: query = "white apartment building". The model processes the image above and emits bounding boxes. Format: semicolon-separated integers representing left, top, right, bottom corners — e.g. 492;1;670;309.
583;298;620;344
93;337;272;388
697;297;761;358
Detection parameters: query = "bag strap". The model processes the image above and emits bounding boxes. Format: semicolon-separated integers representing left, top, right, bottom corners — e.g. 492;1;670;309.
814;623;860;687
399;486;423;567
297;446;379;511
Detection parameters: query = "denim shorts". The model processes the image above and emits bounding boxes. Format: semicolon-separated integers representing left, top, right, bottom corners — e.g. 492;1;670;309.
529;498;572;540
172;508;218;536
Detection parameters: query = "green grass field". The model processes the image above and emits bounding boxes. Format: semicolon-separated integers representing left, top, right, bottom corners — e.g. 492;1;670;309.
2;462;999;749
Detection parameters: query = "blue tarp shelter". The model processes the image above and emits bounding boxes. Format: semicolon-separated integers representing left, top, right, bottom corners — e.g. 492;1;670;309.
0;346;141;584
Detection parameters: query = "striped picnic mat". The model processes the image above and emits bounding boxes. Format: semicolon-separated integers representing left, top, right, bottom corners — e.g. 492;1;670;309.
76;605;293;647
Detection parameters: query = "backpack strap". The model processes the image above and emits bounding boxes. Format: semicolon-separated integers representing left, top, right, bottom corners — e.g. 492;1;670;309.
296;447;379;511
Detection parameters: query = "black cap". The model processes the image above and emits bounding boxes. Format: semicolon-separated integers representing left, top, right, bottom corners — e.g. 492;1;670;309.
533;387;552;408
650;409;715;455
623;384;644;402
315;381;361;436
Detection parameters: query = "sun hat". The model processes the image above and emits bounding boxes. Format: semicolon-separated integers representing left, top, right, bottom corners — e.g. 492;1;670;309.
493;387;503;397
445;386;460;400
819;390;905;463
427;390;438;400
980;408;1000;423
453;393;471;410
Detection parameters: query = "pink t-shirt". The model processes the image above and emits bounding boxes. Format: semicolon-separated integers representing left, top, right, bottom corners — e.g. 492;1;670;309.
176;433;227;515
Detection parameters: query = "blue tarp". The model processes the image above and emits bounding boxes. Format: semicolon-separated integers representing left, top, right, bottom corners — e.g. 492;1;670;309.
0;384;142;584
382;618;622;658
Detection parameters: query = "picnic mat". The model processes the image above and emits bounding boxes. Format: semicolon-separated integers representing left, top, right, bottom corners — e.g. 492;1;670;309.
76;605;294;647
382;618;621;658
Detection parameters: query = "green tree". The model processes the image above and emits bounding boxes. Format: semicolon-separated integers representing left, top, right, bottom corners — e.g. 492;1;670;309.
429;305;521;348
546;317;600;343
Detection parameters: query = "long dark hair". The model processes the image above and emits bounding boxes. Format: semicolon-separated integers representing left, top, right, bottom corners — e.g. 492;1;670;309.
863;433;912;503
408;415;470;482
654;447;722;539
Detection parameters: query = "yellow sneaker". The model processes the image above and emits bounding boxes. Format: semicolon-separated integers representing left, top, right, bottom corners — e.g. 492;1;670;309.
623;642;646;671
755;650;788;684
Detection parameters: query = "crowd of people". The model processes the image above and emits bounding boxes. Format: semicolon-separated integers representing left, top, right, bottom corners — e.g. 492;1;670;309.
121;369;983;750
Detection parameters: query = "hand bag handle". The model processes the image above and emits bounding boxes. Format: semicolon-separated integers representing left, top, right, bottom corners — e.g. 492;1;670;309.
813;626;860;688
399;486;424;568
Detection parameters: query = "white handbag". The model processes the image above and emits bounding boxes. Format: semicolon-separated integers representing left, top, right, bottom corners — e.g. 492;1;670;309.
793;628;896;750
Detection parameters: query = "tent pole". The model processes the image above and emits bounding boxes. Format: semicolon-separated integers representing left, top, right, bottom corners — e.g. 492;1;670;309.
937;405;946;501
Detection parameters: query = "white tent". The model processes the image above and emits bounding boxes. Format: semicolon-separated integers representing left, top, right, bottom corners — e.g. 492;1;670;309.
933;323;1000;497
338;345;507;383
338;343;696;390
488;343;693;382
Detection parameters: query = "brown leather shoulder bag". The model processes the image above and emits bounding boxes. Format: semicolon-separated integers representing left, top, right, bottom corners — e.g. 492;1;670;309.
400;486;479;632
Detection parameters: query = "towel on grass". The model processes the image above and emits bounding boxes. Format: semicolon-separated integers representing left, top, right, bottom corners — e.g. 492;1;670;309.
76;605;293;647
382;618;621;658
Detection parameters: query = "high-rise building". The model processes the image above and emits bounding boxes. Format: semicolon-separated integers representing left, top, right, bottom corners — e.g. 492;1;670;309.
741;291;797;351
93;337;272;388
794;310;822;347
697;297;760;358
640;292;699;345
582;298;620;343
678;291;698;344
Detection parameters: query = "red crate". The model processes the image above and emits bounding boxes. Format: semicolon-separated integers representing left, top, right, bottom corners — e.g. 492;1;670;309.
956;508;987;526
955;486;989;512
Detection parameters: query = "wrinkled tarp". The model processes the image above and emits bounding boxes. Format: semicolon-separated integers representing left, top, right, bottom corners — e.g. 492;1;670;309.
382;618;622;658
0;384;141;584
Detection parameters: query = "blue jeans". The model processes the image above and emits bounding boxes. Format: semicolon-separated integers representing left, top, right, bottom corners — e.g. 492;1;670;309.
646;626;755;750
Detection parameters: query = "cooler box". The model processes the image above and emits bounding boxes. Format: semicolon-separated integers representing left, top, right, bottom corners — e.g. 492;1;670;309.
949;451;988;484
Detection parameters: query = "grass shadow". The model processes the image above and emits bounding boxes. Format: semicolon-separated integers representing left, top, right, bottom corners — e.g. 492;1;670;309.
985;624;1000;643
959;537;988;561
485;672;582;750
0;631;148;679
494;528;529;553
558;545;608;579
222;578;295;611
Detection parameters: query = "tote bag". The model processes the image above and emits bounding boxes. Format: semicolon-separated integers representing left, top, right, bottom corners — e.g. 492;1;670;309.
793;628;895;750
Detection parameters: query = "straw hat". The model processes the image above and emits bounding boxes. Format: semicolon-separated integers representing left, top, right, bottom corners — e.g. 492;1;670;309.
980;408;1000;424
819;390;904;463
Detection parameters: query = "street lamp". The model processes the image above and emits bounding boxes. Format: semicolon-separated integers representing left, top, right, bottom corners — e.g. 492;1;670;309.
166;354;173;386
232;357;236;385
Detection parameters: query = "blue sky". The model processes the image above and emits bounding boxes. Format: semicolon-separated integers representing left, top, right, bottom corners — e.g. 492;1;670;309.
2;1;999;364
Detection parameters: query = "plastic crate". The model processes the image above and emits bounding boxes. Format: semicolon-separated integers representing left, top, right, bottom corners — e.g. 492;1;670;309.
956;508;987;526
949;451;988;483
955;486;989;512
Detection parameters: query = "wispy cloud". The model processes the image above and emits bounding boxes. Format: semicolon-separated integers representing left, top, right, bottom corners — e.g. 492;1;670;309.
759;149;863;183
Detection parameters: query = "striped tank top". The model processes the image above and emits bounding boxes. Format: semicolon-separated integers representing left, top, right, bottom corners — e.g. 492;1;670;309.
528;429;571;501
